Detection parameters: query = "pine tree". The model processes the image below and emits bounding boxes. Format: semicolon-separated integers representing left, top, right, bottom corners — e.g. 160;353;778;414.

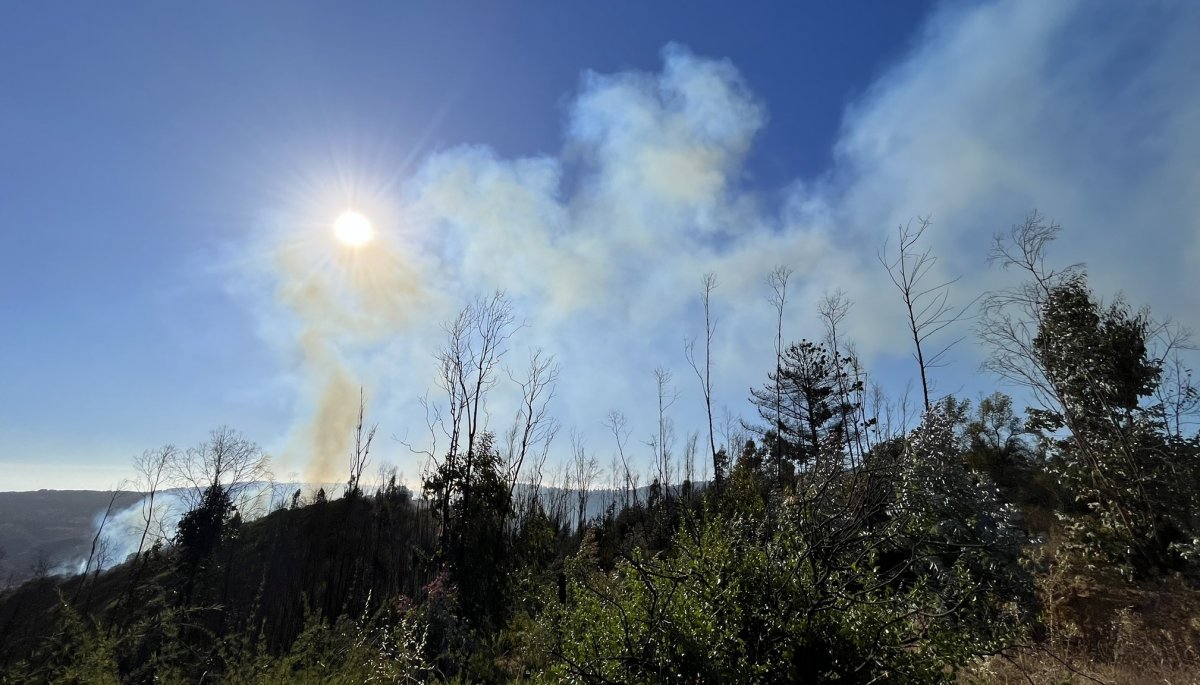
748;339;860;475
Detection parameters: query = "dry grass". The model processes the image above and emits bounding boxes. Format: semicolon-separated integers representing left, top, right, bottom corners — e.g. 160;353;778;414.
964;565;1200;684
967;655;1200;684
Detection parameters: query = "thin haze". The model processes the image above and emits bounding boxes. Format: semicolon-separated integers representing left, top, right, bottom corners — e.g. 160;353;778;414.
2;0;1198;489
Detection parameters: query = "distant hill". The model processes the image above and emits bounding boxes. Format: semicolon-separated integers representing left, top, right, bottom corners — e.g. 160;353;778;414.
0;490;143;587
0;480;693;589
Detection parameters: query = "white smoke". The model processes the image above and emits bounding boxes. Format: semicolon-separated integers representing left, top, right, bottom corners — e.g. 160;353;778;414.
55;490;187;576
235;1;1200;481
56;484;293;577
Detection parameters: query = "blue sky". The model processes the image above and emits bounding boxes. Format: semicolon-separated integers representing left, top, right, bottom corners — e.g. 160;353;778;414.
3;1;1198;491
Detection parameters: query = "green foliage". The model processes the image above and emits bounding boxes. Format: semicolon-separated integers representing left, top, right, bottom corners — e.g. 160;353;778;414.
718;440;767;521
949;393;1033;484
537;408;1032;684
1031;276;1200;578
888;408;1032;610
749;339;860;475
945;393;1060;535
3;597;121;684
175;484;234;572
424;432;516;635
1033;276;1157;431
215;601;433;684
540;512;1024;683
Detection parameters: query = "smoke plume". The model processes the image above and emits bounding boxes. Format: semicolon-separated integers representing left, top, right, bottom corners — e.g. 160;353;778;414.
239;3;1200;479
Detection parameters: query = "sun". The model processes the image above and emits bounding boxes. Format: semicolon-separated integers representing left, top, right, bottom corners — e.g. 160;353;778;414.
333;210;374;247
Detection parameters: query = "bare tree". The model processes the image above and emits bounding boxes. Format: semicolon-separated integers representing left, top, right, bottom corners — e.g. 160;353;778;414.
869;379;914;445
545;462;572;527
131;445;176;563
845;345;876;456
423;291;518;539
718;407;742;460
818;290;864;464
767;266;793;461
1151;322;1200;439
346;388;378;498
605;410;634;508
373;463;406;497
522;431;555;521
504;348;560;503
119;445;177;611
30;551;50;581
629;468;642;509
90;536;114;587
171;426;271;514
570;430;602;532
608;450;623;510
682;432;698;500
685;272;721;482
878;217;973;411
983;213;1200;438
977;212;1084;412
74;483;126;604
650;368;678;494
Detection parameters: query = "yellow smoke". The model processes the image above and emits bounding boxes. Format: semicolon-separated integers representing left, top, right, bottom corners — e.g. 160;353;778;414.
307;361;360;484
271;215;429;484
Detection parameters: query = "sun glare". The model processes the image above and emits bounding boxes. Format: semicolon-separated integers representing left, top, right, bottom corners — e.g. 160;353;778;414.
333;211;374;247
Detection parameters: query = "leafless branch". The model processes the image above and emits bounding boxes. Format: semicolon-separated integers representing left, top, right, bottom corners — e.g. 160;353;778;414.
878;216;976;410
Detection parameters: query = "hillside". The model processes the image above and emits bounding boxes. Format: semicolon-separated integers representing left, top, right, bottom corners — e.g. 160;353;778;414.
0;490;142;587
